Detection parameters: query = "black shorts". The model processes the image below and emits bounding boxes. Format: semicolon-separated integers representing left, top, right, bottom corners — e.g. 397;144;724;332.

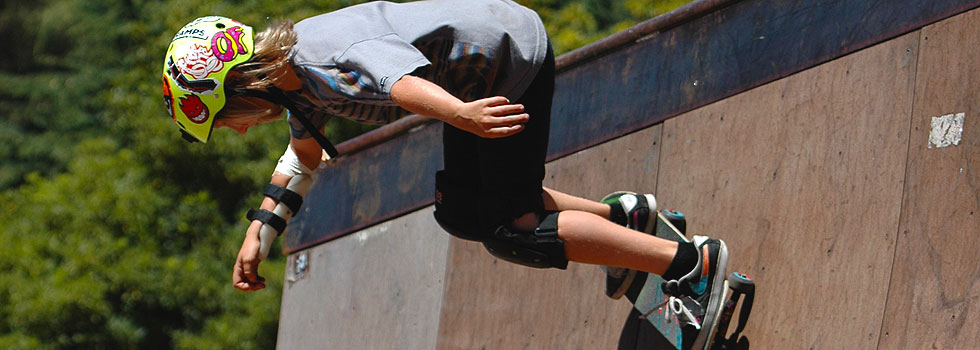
437;45;556;235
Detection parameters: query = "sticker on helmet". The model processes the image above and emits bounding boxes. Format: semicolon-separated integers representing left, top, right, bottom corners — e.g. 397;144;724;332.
179;43;225;80
162;77;175;120
173;27;208;41
166;56;220;95
179;95;210;124
211;26;249;62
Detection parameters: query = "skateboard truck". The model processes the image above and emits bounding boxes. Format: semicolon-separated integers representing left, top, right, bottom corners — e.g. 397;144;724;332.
711;272;755;349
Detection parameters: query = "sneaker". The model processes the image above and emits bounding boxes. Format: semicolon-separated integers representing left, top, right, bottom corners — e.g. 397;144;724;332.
662;235;729;350
600;191;657;299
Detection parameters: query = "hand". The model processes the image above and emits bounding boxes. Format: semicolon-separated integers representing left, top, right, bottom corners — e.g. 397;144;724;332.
450;96;529;138
233;225;266;292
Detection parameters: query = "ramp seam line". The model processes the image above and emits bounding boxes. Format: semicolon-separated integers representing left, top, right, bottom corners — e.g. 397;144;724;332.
874;28;923;350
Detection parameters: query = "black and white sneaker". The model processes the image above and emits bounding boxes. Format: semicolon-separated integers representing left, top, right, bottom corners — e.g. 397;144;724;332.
662;236;729;350
600;191;657;299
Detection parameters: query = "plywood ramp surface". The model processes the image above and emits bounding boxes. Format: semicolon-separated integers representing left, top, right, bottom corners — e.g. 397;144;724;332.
656;33;917;349
879;10;980;349
278;210;450;350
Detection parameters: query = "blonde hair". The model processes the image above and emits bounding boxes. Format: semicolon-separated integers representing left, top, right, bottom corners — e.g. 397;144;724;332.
218;20;298;125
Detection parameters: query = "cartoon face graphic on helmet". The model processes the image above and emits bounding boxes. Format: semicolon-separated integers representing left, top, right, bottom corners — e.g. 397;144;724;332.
162;16;254;143
179;95;209;124
179;43;225;81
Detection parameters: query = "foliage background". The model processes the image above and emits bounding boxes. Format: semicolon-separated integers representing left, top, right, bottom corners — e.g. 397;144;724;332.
0;0;689;348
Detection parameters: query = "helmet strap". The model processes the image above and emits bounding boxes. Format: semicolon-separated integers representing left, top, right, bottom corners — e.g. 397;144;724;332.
233;87;340;159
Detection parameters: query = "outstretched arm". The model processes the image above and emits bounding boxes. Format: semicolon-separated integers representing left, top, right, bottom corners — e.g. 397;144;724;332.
233;136;322;292
390;75;529;138
233;171;288;292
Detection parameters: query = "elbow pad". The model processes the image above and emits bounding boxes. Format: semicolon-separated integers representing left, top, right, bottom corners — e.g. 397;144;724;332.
247;174;314;259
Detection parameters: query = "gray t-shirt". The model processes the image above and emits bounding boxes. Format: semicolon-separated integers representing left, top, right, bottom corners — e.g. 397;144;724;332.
286;0;549;138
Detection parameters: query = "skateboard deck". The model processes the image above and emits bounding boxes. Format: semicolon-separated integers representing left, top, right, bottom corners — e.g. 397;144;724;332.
623;210;755;350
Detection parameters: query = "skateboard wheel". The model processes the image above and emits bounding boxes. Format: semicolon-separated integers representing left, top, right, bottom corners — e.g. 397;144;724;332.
727;272;755;293
662;209;686;234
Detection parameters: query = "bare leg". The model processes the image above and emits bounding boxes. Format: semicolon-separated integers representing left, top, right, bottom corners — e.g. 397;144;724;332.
559;210;676;275
541;186;612;218
511;187;677;275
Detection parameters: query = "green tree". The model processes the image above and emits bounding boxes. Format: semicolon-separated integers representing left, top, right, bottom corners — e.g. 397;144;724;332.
0;0;120;188
520;0;693;54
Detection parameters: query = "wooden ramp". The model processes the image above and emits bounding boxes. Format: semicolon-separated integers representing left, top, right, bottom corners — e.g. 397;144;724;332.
278;1;980;349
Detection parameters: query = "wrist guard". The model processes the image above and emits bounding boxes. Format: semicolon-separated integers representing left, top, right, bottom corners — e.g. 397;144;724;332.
247;174;313;259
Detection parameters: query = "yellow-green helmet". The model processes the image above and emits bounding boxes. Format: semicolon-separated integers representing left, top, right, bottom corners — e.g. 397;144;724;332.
162;16;254;142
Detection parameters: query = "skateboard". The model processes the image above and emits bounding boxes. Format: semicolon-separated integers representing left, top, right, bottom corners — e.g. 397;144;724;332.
623;210;755;350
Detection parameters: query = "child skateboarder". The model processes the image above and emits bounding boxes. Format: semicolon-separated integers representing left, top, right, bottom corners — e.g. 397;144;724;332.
161;1;729;347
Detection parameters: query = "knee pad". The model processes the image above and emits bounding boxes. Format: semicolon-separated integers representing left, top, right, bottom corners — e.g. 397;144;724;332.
482;212;568;269
434;172;567;269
